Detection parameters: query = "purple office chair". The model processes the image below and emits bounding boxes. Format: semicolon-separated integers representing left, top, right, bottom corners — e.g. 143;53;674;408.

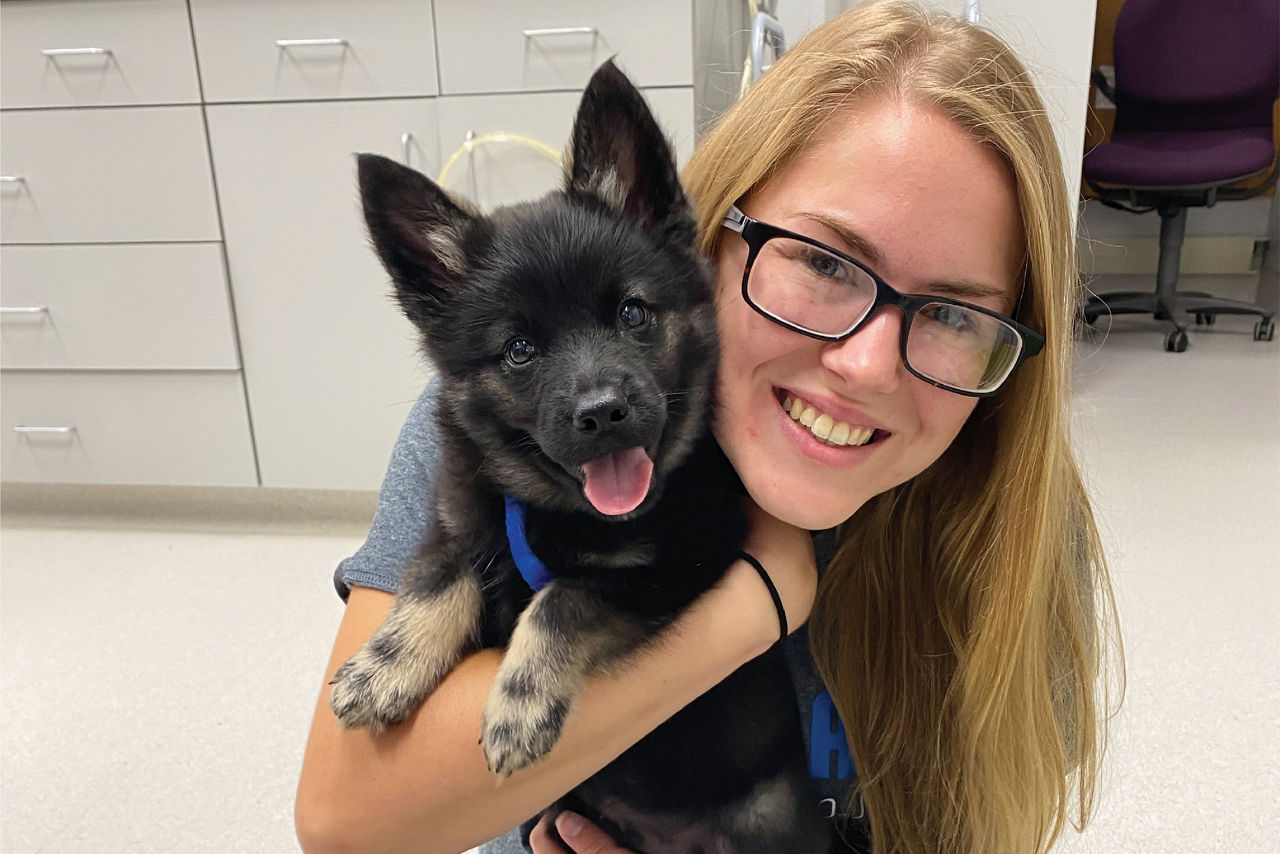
1082;0;1278;352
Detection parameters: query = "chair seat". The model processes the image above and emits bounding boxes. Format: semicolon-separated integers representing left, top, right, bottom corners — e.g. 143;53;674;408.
1083;126;1274;187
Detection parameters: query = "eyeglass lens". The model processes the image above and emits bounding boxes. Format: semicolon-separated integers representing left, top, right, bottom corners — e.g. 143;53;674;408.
748;236;1023;393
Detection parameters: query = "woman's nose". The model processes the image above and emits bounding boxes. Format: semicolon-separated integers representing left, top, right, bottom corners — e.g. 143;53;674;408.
819;307;906;394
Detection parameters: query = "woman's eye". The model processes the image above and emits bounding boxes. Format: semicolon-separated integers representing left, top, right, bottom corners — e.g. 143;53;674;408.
618;299;649;329
803;250;846;279
504;338;537;365
931;305;975;333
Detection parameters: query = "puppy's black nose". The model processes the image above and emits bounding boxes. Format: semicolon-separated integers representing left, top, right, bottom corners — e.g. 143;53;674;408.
574;388;629;434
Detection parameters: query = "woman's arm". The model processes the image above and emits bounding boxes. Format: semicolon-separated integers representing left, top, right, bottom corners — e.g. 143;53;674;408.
295;507;815;854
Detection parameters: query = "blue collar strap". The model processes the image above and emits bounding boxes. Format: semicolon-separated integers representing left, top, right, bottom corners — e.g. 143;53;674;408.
503;494;554;592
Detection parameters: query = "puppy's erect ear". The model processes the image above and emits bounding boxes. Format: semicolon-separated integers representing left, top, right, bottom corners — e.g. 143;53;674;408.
357;153;484;322
566;60;691;234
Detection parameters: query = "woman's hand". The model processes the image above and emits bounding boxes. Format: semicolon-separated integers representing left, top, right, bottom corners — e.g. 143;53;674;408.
529;812;635;854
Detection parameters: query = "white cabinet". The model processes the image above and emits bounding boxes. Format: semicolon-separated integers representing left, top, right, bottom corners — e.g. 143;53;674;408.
206;98;440;489
1;1;252;488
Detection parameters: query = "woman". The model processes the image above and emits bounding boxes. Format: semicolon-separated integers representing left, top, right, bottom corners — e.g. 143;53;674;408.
296;3;1120;853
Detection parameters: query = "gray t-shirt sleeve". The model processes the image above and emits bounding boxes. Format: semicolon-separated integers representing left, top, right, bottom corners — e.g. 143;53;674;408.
333;376;443;600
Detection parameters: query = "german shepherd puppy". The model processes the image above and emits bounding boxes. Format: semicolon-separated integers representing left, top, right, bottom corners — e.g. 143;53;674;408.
330;61;835;853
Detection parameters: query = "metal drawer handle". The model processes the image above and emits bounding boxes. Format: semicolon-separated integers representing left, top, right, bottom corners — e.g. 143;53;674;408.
401;132;414;167
522;27;597;38
14;426;76;435
1;306;50;316
41;47;113;57
275;38;348;48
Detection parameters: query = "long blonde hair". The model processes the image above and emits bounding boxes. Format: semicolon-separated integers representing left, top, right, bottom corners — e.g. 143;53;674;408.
683;3;1122;852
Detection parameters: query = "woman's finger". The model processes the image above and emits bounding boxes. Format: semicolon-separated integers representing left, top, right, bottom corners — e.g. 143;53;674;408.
553;811;636;854
528;814;570;854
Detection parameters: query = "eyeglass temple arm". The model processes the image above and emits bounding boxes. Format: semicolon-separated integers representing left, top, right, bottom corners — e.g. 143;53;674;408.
722;205;748;233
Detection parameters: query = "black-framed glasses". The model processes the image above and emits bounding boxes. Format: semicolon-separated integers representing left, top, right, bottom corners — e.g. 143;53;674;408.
721;206;1045;397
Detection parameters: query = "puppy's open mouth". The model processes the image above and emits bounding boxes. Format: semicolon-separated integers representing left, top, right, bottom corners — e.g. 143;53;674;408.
578;447;654;516
775;389;886;448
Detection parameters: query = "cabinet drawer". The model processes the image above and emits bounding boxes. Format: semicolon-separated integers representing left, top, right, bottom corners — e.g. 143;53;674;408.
0;107;220;244
434;0;692;94
1;371;257;486
435;87;695;210
189;0;438;103
1;244;239;370
0;0;200;109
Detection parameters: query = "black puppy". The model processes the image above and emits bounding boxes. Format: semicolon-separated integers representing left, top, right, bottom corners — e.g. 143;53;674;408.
330;61;834;853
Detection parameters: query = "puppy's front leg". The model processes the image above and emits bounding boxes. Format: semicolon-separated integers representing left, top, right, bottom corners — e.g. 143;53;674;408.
330;555;483;732
481;583;648;776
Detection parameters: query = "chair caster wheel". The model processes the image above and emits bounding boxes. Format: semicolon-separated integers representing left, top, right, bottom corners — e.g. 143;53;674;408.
1165;329;1188;352
1256;318;1276;341
1194;312;1216;326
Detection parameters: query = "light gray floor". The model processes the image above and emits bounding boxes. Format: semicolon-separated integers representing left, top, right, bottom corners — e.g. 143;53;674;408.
2;312;1277;853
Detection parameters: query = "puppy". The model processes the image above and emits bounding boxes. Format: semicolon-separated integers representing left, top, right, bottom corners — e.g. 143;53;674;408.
330;60;835;853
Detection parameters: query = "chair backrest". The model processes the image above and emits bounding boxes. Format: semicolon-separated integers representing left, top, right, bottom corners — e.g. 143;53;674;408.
1113;0;1279;133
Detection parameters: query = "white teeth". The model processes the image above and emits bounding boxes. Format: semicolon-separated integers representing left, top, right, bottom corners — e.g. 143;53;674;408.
779;393;876;447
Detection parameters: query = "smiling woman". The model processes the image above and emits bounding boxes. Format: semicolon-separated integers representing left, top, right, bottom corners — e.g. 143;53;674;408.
684;4;1120;851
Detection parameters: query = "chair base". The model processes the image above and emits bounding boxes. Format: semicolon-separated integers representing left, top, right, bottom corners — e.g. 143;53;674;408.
1083;290;1275;351
1081;205;1275;352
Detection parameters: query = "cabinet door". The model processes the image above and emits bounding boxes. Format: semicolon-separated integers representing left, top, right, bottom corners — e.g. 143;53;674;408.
435;87;695;211
206;98;440;490
0;0;200;108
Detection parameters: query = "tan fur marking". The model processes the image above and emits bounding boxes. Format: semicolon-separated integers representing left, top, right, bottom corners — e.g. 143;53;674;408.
424;226;467;275
480;586;622;773
330;571;483;730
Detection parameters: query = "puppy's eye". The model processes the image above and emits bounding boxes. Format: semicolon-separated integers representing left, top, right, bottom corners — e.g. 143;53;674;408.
619;299;648;329
504;338;537;365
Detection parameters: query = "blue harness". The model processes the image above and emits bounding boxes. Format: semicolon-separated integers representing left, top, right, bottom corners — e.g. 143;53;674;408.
503;494;554;592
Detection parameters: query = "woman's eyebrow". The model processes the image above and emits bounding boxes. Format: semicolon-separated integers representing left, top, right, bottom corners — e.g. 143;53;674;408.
925;279;1008;302
796;211;885;267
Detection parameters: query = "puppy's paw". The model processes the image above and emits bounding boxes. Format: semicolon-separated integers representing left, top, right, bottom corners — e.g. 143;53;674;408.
480;675;572;776
328;639;432;732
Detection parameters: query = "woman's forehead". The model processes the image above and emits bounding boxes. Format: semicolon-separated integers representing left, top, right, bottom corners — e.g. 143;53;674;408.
740;102;1024;302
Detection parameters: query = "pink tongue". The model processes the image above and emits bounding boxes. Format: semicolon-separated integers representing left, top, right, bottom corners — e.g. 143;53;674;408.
581;447;654;516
